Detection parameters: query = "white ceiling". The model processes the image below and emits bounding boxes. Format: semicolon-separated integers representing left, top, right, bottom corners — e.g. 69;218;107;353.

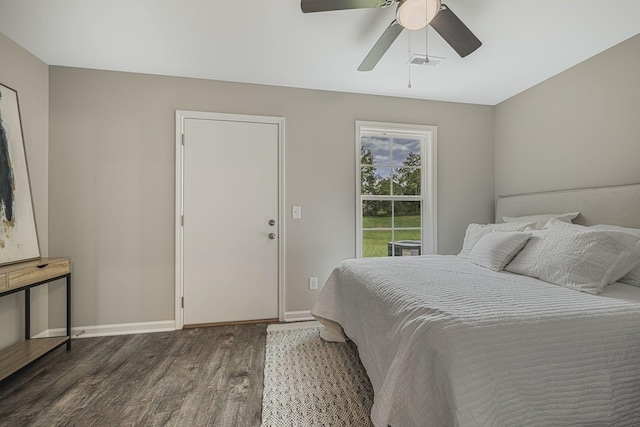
1;0;639;105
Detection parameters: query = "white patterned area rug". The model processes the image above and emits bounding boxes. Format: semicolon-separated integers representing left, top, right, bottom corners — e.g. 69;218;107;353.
261;321;374;427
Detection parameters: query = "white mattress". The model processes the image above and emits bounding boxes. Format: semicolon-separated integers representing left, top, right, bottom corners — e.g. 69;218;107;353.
311;255;640;427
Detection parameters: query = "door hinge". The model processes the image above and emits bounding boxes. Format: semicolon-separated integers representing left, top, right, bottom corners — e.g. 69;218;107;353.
181;215;184;226
181;297;184;308
181;133;185;145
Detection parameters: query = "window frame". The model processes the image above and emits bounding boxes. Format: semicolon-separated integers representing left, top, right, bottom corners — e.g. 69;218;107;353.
355;121;437;258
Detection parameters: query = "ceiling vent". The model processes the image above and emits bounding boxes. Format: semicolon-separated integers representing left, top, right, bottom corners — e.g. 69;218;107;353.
408;54;445;67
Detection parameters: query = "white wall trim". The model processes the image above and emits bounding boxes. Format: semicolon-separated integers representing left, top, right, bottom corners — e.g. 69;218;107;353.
32;320;175;339
175;111;184;330
175;111;286;328
284;310;314;322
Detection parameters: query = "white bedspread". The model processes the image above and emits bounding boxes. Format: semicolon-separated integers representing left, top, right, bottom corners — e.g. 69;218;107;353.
311;255;640;427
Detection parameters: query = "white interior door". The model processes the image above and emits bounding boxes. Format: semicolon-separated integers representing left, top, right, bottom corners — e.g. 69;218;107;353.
182;116;280;325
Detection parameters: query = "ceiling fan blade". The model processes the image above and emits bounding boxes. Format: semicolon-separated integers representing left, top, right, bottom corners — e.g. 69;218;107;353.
358;20;404;71
301;0;392;13
430;4;481;57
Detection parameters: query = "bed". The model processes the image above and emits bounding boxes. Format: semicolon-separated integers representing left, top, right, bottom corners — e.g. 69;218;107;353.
311;184;640;427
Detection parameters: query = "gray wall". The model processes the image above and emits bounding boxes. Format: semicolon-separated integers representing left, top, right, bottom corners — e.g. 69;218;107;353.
48;67;494;327
0;32;49;349
495;34;640;197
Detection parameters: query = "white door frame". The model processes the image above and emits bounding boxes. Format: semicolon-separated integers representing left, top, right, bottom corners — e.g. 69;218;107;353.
175;110;285;329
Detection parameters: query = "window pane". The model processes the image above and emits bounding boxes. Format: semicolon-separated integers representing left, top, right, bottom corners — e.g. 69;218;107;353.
393;167;421;195
395;229;421;241
362;201;392;228
360;167;392;196
362;230;393;258
392;138;421;166
361;136;390;166
391;229;422;256
394;201;421;227
360;166;376;195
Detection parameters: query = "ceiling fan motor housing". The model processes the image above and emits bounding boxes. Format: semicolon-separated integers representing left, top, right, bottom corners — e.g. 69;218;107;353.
396;0;441;30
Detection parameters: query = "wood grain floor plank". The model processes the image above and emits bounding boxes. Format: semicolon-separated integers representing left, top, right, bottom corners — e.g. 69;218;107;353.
0;324;268;427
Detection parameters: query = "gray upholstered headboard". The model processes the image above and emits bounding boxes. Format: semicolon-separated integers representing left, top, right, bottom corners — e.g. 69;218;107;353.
496;184;640;228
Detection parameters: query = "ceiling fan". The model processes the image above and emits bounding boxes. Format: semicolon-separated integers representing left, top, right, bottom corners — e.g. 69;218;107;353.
301;0;482;71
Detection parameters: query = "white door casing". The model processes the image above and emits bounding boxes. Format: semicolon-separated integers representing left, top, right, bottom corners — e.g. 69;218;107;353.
175;111;285;327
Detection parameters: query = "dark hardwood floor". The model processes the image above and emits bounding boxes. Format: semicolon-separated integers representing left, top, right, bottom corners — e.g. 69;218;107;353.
0;324;268;426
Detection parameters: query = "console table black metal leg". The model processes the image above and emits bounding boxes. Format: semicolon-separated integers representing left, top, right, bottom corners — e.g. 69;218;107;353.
66;274;71;350
25;288;31;340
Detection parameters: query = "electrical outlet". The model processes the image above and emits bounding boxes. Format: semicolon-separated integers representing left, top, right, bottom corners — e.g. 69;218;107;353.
309;276;318;290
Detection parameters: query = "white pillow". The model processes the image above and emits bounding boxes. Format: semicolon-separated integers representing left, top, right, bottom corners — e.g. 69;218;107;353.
502;212;579;230
591;224;640;286
458;222;535;259
505;228;640;294
469;231;532;271
591;224;640;236
544;220;640;285
608;241;640;286
543;217;585;231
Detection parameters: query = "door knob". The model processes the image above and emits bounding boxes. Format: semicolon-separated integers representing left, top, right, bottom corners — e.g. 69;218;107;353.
269;219;276;226
268;233;276;240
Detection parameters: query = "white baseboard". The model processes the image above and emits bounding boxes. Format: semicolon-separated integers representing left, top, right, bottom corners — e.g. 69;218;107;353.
32;320;176;339
32;314;315;338
283;310;314;322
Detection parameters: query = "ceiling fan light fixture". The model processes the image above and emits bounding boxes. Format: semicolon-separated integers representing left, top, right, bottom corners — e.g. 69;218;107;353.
396;0;440;31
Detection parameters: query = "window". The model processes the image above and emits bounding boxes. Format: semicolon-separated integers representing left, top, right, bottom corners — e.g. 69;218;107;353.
356;121;437;258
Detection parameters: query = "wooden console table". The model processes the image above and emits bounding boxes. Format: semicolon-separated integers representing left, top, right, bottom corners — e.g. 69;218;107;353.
0;257;71;381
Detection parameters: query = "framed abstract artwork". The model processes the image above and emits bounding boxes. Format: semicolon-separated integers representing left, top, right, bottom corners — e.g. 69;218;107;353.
0;82;40;265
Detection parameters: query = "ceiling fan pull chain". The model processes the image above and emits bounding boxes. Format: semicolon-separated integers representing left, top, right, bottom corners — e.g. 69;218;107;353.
408;31;412;88
424;0;429;63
